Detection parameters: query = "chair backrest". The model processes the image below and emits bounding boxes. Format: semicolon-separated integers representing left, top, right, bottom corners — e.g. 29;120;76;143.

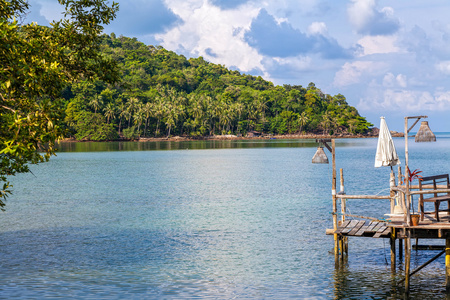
419;174;450;199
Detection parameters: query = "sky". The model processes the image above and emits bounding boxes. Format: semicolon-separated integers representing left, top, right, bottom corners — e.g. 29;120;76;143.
26;0;450;132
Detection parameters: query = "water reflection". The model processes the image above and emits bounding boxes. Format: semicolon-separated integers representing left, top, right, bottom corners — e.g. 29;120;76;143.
331;243;450;299
56;138;379;153
57;139;325;152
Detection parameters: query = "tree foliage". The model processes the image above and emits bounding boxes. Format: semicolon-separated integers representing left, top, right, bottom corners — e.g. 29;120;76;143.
63;35;373;141
0;0;119;209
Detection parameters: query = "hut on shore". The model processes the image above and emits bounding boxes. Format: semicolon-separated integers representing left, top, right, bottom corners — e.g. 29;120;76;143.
246;131;261;138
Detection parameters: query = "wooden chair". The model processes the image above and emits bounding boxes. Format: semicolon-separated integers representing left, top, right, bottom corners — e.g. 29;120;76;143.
418;174;450;222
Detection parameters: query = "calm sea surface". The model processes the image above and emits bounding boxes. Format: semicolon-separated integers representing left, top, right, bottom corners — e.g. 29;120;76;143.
2;134;450;299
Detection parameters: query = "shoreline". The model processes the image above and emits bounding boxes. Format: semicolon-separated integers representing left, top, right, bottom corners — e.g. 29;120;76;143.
60;131;404;143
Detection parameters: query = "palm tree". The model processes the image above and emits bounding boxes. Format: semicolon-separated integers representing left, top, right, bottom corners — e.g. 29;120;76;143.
164;103;176;137
143;102;153;137
189;94;204;122
117;103;126;134
255;95;268;123
299;111;309;133
126;97;139;127
133;104;145;137
104;103;116;124
320;112;332;135
89;95;103;114
121;109;132;131
153;97;165;137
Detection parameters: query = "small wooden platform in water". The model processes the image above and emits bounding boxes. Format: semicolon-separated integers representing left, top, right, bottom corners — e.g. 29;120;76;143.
328;220;391;238
327;213;450;239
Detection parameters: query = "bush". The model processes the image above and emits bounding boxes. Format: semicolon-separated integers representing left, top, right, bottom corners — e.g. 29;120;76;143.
74;112;119;141
123;126;139;140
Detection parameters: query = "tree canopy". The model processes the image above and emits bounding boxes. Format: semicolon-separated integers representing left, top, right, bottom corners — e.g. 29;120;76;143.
64;35;373;141
1;0;373;210
0;0;119;209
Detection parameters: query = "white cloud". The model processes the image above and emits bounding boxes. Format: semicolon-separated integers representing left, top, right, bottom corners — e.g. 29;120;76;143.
435;91;450;106
347;0;399;36
358;87;450;113
333;61;386;87
382;73;395;87
357;35;400;56
383;73;407;88
307;22;327;36
272;56;312;70
436;61;450;75
348;0;376;32
157;0;263;73
396;74;407;88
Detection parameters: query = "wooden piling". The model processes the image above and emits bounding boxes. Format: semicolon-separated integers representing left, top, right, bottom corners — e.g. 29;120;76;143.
404;118;411;226
399;239;403;264
340;168;346;222
340;168;348;255
331;140;338;260
405;231;411;293
390;228;396;272
446;239;450;292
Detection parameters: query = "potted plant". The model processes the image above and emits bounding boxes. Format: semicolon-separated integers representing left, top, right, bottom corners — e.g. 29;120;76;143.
402;168;423;226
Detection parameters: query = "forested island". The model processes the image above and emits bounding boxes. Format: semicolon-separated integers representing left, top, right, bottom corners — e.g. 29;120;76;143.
63;34;373;141
3;0;374;209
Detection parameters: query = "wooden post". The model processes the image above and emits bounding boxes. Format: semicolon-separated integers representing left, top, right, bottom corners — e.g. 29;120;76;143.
405;118;411;226
331;139;339;261
390;228;396;272
340;168;348;255
340;168;345;222
405;230;411;294
398;165;404;265
446;239;450;292
397;162;408;219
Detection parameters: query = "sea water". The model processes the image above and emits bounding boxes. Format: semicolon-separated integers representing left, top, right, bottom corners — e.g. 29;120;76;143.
2;135;450;299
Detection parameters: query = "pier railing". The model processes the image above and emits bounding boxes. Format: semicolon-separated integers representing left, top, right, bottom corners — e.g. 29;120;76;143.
333;167;450;225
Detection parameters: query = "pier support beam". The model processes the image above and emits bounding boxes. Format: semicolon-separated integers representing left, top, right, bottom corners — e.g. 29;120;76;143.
405;232;411;294
331;139;339;263
446;239;450;292
399;239;403;265
390;229;396;272
339;168;348;256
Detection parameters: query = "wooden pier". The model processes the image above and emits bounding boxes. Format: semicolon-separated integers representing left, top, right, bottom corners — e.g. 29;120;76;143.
320;136;450;295
327;212;450;294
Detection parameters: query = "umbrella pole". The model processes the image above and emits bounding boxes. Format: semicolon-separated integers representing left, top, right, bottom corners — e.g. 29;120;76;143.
390;167;395;215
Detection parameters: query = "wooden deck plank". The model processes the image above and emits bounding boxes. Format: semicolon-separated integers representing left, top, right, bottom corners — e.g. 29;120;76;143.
374;226;391;238
372;222;385;232
355;221;376;236
375;224;388;232
334;220;351;234
340;220;359;234
347;220;367;236
363;222;379;235
366;222;378;231
355;221;372;236
355;226;369;236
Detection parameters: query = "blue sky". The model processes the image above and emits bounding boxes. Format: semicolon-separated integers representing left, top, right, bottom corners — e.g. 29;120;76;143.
27;0;450;132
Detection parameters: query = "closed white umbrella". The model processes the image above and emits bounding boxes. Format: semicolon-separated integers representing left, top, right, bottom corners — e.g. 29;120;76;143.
375;117;402;215
375;117;400;168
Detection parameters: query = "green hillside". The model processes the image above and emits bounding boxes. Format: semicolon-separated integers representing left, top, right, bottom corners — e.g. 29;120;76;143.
63;34;373;140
